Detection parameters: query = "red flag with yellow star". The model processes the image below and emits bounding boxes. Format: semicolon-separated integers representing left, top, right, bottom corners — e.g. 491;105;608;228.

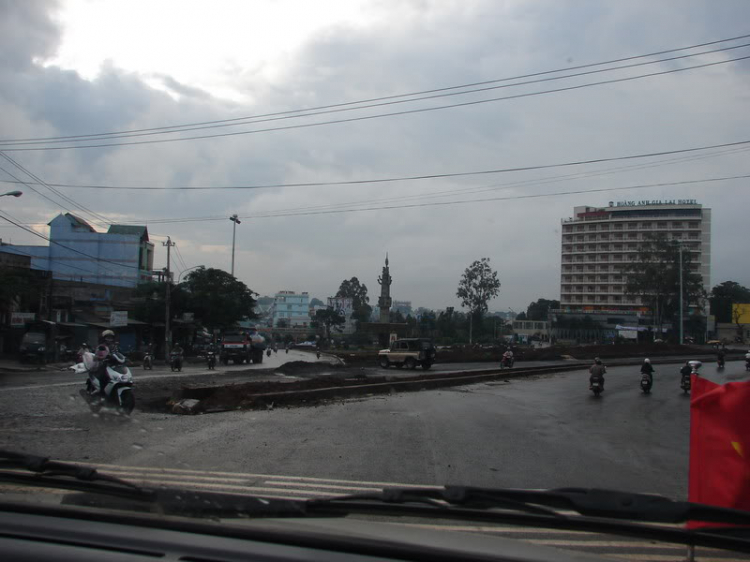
688;374;750;528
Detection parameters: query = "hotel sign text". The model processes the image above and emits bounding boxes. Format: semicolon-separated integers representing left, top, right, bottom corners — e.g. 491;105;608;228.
608;199;698;207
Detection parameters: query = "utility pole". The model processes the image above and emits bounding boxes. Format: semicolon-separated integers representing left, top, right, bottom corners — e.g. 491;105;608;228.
229;214;241;276
679;243;684;345
163;237;175;359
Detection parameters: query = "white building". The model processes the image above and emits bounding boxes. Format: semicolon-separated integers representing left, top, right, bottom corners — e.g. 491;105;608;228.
271;291;311;328
560;200;711;313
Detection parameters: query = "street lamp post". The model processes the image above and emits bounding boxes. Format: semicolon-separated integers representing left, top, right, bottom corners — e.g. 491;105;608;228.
0;190;22;198
679;243;684;345
177;265;202;285
229;215;241;276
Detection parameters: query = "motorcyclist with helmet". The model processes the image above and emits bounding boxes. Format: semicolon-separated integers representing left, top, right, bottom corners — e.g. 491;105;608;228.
640;358;654;389
589;357;606;390
88;329;117;396
640;358;654;378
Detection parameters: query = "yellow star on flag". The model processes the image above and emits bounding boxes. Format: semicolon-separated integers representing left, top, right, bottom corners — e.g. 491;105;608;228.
732;441;743;458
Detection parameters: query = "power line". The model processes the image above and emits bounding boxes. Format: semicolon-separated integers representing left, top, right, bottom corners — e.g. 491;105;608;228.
0;224;99;275
2;53;749;152
5;137;748;192
3;42;750;147
0;210;139;270
173;244;188;271
107;144;750;226
0;153;112;228
109;173;750;225
2;33;749;145
0;152;112;226
229;173;750;220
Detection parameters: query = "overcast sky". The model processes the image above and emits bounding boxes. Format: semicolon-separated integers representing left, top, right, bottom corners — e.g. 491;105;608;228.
1;0;749;312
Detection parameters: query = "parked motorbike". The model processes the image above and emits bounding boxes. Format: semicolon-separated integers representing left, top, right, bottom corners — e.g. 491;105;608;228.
590;376;604;397
640;373;653;394
76;343;91;364
170;351;183;372
206;350;216;370
74;347;135;415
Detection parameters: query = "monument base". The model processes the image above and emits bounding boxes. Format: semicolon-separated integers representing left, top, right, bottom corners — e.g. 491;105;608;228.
359;322;410;348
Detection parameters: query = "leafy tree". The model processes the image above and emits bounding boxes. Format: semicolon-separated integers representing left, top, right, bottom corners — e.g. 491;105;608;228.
457;258;501;342
180;267;258;330
309;297;325;307
624;234;705;335
390;310;406;323
417;309;437;337
276;319;288;329
437;307;455;338
515;311;527;320
710;281;750;323
315;308;345;340
133;281;188;325
526;298;560;321
336;277;373;326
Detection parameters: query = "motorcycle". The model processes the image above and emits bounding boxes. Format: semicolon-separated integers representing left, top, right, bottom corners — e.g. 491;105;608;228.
590;376;603;397
746;358;750;372
717;356;725;370
640;373;653;394
142;348;153;370
74;348;135;415
316;349;321;359
501;355;514;369
680;372;691;393
206;350;216;370
170;351;183;372
266;348;272;358
681;360;701;394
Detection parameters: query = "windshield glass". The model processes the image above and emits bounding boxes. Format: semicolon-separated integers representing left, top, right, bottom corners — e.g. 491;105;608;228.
21;333;46;345
222;335;246;343
1;1;749;560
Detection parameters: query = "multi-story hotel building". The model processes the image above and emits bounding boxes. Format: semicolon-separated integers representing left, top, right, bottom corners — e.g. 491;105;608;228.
560;200;711;313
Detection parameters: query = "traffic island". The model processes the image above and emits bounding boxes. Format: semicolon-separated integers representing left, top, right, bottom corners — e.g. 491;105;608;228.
162;363;591;415
153;353;738;415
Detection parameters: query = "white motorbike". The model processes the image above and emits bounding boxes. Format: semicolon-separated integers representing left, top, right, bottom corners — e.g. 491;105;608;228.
73;347;135;415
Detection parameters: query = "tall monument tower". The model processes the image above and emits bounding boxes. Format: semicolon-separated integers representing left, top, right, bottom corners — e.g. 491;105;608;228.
377;254;392;323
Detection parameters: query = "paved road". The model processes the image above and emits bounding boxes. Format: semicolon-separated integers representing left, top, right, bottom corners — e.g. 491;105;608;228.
0;348;331;391
1;360;748;561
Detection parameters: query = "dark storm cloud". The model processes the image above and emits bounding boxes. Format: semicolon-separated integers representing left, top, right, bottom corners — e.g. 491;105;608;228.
0;0;60;71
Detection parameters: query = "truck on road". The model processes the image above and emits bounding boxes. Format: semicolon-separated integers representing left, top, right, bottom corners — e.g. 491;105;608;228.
220;328;266;365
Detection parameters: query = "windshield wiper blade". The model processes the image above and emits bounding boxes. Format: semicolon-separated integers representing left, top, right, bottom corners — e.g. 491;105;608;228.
308;486;750;527
0;449;150;493
0;449;310;519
